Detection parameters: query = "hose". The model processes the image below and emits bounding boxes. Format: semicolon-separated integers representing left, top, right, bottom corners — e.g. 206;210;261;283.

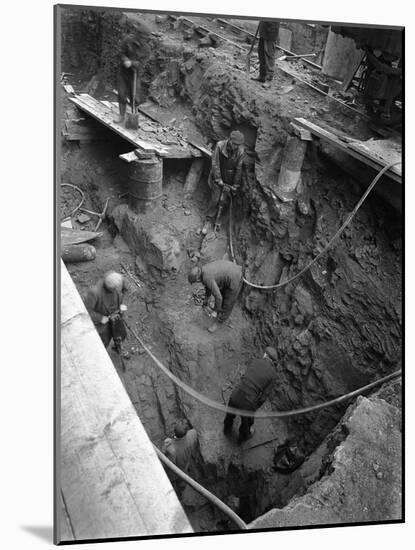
231;160;400;290
125;320;401;419
153;445;248;530
61;183;85;219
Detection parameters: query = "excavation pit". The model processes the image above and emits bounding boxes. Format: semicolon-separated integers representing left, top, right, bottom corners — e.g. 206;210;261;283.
59;8;402;535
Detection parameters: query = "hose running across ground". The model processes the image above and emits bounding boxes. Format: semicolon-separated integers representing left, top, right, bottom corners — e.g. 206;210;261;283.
154;445;248;530
229;160;401;290
124;321;401;419
61;183;85;219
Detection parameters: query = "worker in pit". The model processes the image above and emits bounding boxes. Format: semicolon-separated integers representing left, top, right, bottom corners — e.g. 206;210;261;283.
162;421;198;495
188;259;243;333
223;347;278;445
114;21;152;124
251;20;280;87
84;270;129;351
202;130;245;235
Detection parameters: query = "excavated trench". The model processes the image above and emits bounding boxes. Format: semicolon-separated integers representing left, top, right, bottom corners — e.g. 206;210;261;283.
60;9;402;531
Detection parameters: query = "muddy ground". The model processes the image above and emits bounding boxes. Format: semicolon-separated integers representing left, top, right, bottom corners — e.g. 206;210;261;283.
59;8;402;532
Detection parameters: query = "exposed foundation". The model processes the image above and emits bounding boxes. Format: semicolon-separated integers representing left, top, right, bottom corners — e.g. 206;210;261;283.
59;8;402;536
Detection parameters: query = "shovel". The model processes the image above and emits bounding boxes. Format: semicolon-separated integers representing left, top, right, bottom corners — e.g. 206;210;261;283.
278;53;316;62
245;23;260;74
125;68;139;130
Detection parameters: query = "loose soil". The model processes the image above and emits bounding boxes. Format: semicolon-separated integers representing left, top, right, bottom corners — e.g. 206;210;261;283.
59;8;402;532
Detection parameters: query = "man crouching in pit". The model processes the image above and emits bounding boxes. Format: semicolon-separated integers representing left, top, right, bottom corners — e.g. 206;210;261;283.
188;259;243;333
84;270;129;352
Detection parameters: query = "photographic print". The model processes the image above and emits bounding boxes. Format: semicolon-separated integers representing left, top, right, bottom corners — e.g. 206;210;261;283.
55;3;403;544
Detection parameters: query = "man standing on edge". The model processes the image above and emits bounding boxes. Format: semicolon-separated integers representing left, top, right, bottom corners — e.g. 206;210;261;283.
114;21;152;124
188;259;243;333
223;347;278;444
252;20;280;88
203;130;245;234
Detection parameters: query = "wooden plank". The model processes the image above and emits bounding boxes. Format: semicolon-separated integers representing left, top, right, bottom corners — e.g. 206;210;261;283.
61;227;103;246
278;66;370;120
59;263;193;541
70;95;199;159
294;117;402;184
70;95;166;156
348;139;402;176
341;50;365;92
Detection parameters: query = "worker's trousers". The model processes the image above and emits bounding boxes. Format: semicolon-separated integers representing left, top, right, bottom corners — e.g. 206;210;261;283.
224;386;258;443
258;38;276;81
217;280;243;323
206;175;231;220
117;67;143;111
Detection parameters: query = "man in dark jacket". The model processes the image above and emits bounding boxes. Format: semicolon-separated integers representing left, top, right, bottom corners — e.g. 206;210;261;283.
252;21;280;87
162;421;198;496
224;347;278;444
188;260;243;333
203;131;245;233
84;270;129;349
115;22;152;124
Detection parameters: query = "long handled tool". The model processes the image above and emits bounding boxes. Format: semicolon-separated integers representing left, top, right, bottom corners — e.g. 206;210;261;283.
278;53;316;62
245;23;260;74
125;68;139;130
213;185;227;233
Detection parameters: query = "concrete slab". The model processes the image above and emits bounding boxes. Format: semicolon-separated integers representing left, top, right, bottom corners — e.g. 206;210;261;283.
58;261;193;542
249;396;402;528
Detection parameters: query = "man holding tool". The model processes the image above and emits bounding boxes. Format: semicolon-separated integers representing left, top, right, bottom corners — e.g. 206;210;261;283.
251;20;280;87
188;259;243;333
84;270;129;351
202;130;245;235
114;22;152;124
223;347;278;445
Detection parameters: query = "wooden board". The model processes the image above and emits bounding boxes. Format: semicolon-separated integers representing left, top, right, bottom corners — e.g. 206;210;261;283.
348;138;402;176
294;117;402;184
70;94;201;159
61;227;103;246
59;263;193;541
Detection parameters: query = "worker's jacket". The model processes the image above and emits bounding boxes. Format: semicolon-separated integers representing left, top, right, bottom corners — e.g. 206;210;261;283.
84;277;128;325
201;260;243;311
162;428;198;472
209;139;245;189
237;357;276;406
259;21;280;42
119;34;151;77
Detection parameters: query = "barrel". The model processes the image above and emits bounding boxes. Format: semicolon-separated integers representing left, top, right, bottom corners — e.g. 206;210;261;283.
127;156;163;211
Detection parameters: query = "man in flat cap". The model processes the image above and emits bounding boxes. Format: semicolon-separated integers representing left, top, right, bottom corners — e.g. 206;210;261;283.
223;347;278;444
203;130;245;234
188;259;243;333
115;22;152;124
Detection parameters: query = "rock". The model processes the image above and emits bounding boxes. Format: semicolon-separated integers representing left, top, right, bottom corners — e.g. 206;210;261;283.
77;213;91;224
250;397;401;528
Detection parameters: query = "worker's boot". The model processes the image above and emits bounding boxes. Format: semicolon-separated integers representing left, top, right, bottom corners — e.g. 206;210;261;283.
207;321;220;333
201;219;211;235
238;426;255;445
114;103;126;124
